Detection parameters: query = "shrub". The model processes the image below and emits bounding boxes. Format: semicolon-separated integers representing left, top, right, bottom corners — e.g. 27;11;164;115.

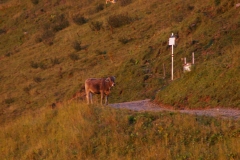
39;61;48;70
41;30;55;40
73;15;87;25
40;29;55;45
214;0;221;6
31;0;39;5
42;22;51;31
35;36;42;43
95;3;104;12
118;37;132;44
5;52;13;57
119;0;132;6
0;0;8;4
95;50;106;55
4;98;15;105
30;61;39;69
69;53;79;61
89;21;103;31
33;77;42;83
88;3;105;15
51;14;69;32
23;85;32;94
72;41;81;51
31;58;60;69
107;14;132;28
0;29;6;35
51;57;61;66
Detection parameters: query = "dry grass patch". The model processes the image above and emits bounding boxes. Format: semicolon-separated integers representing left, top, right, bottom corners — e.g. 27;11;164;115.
1;102;240;159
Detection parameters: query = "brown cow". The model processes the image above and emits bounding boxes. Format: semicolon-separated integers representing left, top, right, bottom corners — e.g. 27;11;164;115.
106;0;117;4
85;76;115;105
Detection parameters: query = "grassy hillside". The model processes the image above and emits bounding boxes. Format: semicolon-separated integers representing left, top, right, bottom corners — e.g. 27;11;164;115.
156;45;240;109
0;0;240;123
1;102;240;159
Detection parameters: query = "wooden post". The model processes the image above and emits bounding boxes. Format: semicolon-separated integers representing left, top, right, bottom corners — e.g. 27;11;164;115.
163;63;166;79
171;45;174;80
192;52;195;64
169;33;175;81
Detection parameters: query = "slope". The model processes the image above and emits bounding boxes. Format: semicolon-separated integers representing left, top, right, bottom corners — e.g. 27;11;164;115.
0;0;240;123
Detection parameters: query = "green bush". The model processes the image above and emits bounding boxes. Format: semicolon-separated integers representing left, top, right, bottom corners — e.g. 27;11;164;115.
107;14;132;28
72;41;82;51
118;37;132;44
0;29;6;35
69;53;79;61
31;0;39;5
95;50;106;55
0;0;8;4
36;14;69;45
41;30;55;40
51;14;69;32
30;58;60;69
23;85;32;94
39;61;48;70
35;36;42;43
73;15;87;25
30;61;39;69
4;98;15;105
95;3;104;12
89;21;103;31
51;57;61;66
87;3;105;15
119;0;132;6
33;77;42;83
40;30;55;45
5;52;13;57
214;0;221;6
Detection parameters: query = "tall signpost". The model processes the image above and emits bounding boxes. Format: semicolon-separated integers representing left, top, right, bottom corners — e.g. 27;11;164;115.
169;33;175;81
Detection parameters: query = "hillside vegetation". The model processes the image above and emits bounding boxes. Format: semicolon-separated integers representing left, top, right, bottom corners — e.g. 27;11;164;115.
0;0;240;123
1;102;240;159
1;0;240;159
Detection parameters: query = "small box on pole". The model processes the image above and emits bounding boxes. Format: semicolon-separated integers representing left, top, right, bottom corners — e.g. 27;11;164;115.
169;33;175;46
169;33;175;80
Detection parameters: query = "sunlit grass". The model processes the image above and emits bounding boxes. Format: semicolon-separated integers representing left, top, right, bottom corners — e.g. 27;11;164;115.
0;0;239;123
0;0;240;158
1;102;239;159
156;45;240;109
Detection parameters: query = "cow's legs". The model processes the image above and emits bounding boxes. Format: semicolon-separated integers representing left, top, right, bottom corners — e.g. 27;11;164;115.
105;96;108;105
86;92;90;104
86;91;93;104
100;92;104;105
90;93;93;104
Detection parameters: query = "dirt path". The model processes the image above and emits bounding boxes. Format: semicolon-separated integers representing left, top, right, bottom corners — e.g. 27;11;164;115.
110;99;240;120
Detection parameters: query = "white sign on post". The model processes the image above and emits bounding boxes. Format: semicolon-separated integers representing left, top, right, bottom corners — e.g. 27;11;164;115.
169;34;175;45
169;33;175;80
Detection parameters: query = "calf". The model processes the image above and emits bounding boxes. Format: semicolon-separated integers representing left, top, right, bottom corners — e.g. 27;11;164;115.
85;76;115;105
106;0;117;4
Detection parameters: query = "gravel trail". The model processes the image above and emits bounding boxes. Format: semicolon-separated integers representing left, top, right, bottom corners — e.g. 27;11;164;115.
110;99;240;120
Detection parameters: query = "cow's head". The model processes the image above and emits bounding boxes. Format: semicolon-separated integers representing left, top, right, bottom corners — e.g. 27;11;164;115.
105;76;115;87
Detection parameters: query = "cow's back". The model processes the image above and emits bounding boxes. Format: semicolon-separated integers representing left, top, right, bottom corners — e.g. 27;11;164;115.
85;78;104;94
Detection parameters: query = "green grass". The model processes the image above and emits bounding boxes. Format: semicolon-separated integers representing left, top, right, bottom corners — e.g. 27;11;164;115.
156;46;240;109
1;1;240;158
0;0;240;144
0;102;239;159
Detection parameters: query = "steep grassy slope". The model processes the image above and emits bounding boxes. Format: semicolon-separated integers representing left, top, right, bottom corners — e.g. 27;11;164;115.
0;0;240;123
156;46;240;109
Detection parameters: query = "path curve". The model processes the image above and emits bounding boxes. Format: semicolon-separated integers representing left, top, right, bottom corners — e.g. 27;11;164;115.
110;99;240;120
